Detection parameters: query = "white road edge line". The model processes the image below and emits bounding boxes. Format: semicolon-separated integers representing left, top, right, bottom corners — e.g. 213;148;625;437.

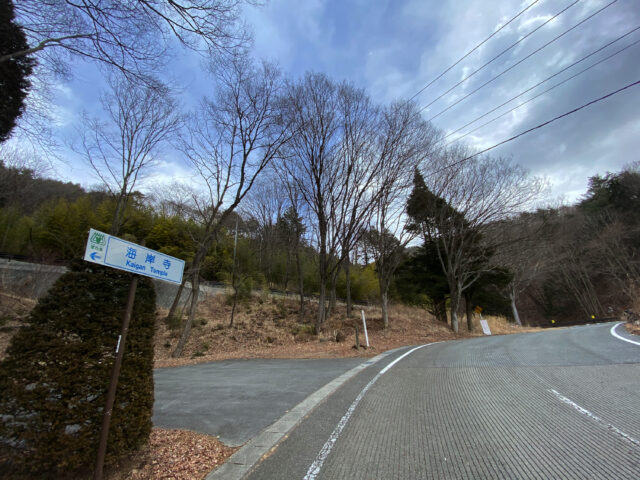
610;322;640;346
303;343;438;480
549;389;640;448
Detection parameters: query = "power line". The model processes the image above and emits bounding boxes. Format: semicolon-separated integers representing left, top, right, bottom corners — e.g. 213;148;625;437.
433;78;640;173
417;0;581;113
423;0;618;121
446;38;640;146
443;26;640;143
407;0;542;103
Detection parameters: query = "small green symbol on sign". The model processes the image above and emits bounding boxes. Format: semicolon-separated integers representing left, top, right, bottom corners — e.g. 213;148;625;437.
90;231;106;246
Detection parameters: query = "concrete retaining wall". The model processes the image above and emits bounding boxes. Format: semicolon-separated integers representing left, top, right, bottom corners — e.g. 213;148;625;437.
0;259;228;310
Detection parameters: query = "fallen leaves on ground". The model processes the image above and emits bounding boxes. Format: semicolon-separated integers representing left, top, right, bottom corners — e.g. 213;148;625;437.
107;429;236;480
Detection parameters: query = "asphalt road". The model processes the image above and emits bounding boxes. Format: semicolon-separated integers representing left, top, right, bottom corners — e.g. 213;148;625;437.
152;357;363;446
244;323;640;479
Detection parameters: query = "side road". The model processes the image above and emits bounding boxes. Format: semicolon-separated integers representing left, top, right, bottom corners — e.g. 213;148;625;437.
153;357;370;446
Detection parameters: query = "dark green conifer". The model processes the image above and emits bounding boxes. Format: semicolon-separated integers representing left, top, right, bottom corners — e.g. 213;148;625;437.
0;260;155;475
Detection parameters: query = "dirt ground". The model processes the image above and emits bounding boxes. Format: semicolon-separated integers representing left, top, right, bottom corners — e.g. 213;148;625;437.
153;294;538;368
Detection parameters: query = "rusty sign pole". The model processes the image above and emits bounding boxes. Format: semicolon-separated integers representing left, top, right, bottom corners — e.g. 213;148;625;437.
94;275;138;480
84;229;184;479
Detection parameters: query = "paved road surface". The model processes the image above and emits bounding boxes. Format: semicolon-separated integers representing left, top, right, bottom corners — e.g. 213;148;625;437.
152;357;363;446
245;323;640;479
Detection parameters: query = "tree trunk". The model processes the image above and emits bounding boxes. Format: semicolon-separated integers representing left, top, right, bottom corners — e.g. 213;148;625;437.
170;225;221;354
510;287;522;326
296;245;305;323
345;258;352;318
379;274;391;329
316;281;326;333
284;246;291;292
166;273;189;322
316;222;327;331
327;270;338;319
437;298;448;323
465;291;473;332
229;217;239;327
381;288;390;329
172;273;200;357
110;189;128;235
229;284;238;328
449;284;460;333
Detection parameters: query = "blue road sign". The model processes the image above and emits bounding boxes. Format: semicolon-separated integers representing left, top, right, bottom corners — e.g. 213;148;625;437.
83;228;184;284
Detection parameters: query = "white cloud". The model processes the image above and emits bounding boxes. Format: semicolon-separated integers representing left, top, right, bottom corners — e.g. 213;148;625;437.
11;0;639;206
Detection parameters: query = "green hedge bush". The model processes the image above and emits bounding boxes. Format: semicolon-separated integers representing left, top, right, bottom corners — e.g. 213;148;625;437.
0;260;156;476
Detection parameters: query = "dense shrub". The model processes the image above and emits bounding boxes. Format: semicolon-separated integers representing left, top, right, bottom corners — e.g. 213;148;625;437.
0;260;156;476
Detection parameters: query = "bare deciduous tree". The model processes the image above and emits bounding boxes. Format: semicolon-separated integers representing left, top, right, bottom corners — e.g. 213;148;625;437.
169;56;290;357
78;75;181;235
365;102;438;328
410;148;543;333
491;212;550;326
278;72;342;331
5;0;253;79
241;172;288;287
325;83;381;318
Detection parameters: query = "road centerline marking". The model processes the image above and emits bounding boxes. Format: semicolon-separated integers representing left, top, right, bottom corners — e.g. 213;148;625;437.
303;343;438;480
549;389;640;448
610;322;640;346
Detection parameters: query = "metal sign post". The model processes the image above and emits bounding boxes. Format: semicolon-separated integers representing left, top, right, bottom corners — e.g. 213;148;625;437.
84;229;184;480
94;276;137;480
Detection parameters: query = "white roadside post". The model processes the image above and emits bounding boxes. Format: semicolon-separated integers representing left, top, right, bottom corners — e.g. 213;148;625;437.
361;310;370;348
84;229;184;480
479;314;492;335
474;305;492;336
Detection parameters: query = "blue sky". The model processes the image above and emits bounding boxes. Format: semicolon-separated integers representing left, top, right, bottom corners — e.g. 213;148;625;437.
11;0;640;203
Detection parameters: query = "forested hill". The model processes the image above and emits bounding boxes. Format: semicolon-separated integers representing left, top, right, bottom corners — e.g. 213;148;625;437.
0;161;86;214
1;157;639;326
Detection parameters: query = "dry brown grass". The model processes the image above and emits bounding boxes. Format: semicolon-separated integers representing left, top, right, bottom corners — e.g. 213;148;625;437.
625;322;640;336
154;295;540;368
1;289;541;367
470;314;541;336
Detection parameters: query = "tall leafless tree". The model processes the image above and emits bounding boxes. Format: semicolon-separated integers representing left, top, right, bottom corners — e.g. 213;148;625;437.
365;102;438;328
490;212;550;326
78;75;181;235
241;172;288;287
169;55;291;357
411;148;543;333
325;83;381;318
277;72;342;331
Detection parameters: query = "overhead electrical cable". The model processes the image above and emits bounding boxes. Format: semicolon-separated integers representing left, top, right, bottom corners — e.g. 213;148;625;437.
422;0;618;121
428;78;640;174
407;0;542;103
417;0;582;113
445;38;640;145
442;26;640;143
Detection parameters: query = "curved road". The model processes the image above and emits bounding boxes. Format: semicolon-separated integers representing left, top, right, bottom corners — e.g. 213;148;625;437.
238;323;640;479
